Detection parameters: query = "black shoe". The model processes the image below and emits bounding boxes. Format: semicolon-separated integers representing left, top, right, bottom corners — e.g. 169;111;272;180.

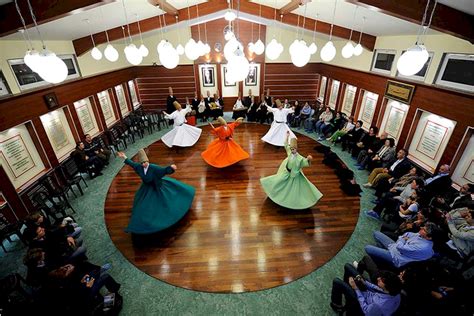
96;172;103;177
330;302;345;313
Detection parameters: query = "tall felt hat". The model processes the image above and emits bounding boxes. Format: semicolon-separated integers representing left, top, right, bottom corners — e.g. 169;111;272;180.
217;116;227;125
137;149;149;162
173;101;182;110
275;99;282;107
289;137;298;149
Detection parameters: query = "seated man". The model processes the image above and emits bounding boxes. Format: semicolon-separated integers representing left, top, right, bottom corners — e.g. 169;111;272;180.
232;95;247;119
71;141;104;178
421;164;452;204
83;134;111;165
364;149;411;188
330;263;402;315
364;223;436;269
340;120;365;151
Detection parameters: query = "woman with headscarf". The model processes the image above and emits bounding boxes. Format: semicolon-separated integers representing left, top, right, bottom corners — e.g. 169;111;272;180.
117;149;195;234
260;132;323;209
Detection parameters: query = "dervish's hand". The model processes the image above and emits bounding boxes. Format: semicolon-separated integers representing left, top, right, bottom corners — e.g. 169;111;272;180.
171;164;177;170
117;152;127;159
307;155;313;161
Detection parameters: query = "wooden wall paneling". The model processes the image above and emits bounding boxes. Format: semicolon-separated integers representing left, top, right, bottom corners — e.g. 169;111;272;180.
371;93;384;128
323;78;332;106
376;98;389;128
68;103;85;139
109;88;123;121
0;167;29;220
25;121;51;170
259;61;266;98
264;63;319;103
63;105;80;144
449;127;473;179
194;64;201;98
0;68;135;132
351;87;361;118
135;65;197;110
353;89;364;122
32;118;59;168
122;82;133;112
337;83;347;113
216;64;223;99
92;94;108;131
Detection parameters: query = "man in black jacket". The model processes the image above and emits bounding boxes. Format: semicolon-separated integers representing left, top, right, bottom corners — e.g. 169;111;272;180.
341;120;365;151
364;149;411;188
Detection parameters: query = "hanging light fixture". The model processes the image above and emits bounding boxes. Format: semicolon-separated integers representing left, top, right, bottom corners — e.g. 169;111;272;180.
203;19;211;55
184;1;200;60
353;16;366;56
121;0;142;65
195;4;206;57
320;0;338;62
156;9;179;69
290;4;311;67
253;4;265;55
308;14;318;55
341;6;358;59
397;0;436;76
25;0;68;83
99;7;119;62
134;14;149;57
175;15;185;55
225;0;237;22
265;7;284;61
85;19;102;60
248;17;255;53
14;1;42;73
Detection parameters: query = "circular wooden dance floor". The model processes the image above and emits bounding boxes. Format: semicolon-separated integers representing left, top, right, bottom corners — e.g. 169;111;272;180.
104;124;360;293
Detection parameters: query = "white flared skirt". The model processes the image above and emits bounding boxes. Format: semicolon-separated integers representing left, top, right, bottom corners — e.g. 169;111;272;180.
261;122;296;147
161;124;202;148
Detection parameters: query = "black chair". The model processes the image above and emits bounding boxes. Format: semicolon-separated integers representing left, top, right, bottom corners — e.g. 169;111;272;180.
40;174;76;212
144;111;161;133
0;213;26;252
106;127;127;152
157;111;169;130
31;191;75;224
59;157;88;196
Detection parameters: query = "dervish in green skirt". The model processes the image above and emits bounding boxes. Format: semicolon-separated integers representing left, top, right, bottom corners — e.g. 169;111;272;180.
260;132;323;209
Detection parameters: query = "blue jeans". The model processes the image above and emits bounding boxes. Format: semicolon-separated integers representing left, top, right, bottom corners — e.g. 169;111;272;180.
315;121;326;134
364;232;395;267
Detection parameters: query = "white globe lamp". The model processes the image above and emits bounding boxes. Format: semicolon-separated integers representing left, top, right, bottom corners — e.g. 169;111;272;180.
176;44;185;55
308;42;317;55
353;43;363;56
224;10;237;22
253;39;265;55
124;44;143;65
341;42;354;59
185;39;200;60
320;41;336;62
37;50;68;84
138;44;149;57
224;38;243;61
91;47;102;60
104;44;119;62
397;44;429;76
24;49;42;72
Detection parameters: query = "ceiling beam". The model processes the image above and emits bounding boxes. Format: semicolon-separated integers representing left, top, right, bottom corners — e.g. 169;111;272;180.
147;0;178;15
0;0;115;38
73;0;376;56
347;0;474;44
279;0;301;15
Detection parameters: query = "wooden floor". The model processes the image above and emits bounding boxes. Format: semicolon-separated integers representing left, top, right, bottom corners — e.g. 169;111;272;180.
104;124;360;293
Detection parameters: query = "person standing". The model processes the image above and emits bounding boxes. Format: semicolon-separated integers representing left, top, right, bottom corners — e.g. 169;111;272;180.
201;117;249;168
166;87;177;124
260;132;323;209
261;99;296;147
117;149;195;234
162;101;202;148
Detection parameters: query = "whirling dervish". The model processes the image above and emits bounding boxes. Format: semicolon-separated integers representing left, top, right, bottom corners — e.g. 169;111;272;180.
201;116;249;168
162;101;202;148
117;149;195;234
260;132;323;209
261;99;296;146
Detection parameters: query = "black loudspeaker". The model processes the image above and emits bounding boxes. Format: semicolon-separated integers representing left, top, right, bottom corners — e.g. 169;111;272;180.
43;93;59;109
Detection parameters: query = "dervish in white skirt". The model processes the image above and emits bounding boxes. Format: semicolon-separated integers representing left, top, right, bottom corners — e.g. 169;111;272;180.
162;101;202;148
261;99;296;147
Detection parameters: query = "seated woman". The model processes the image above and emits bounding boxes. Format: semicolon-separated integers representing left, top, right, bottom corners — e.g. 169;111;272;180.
321;111;345;138
326;116;355;143
232;95;247;119
296;102;312;128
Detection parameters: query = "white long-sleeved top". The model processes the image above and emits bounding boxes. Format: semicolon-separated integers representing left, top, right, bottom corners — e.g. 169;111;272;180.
266;106;294;123
165;105;192;127
233;99;245;110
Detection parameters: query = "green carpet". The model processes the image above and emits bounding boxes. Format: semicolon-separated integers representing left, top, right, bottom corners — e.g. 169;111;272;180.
0;115;381;315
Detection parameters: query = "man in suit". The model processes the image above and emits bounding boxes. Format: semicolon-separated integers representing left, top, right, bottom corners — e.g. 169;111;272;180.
422;164;452;201
191;92;200;113
166;87;177;124
243;89;253;108
434;183;474;210
364;149;411;188
204;90;214;112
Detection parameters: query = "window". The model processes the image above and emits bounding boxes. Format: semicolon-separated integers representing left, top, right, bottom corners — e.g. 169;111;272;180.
8;54;81;91
371;49;396;75
435;53;474;93
397;52;434;81
318;76;327;102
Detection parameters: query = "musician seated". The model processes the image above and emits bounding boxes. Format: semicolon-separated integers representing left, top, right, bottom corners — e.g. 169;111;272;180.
196;96;207;121
209;93;224;119
232;96;247;119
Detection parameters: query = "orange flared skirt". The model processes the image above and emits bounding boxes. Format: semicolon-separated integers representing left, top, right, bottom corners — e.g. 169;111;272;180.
201;139;249;168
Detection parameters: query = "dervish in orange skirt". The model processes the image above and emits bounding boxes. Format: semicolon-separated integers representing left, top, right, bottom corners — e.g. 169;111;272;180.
201;116;249;168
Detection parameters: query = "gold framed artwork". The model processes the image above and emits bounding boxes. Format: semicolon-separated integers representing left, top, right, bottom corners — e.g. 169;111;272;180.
384;80;415;104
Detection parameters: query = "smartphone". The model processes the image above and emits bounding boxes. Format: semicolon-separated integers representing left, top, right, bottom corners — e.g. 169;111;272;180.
84;276;91;283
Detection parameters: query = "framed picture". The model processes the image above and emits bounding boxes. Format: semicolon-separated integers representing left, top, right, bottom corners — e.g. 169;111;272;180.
223;65;236;87
8;54;81;91
384;80;415;104
0;70;12;98
201;66;215;87
245;65;258;86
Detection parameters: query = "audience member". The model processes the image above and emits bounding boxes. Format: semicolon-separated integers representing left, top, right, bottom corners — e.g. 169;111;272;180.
364;148;411;188
83;134;111;165
71;141;104;178
327;116;355;143
315;107;334;140
232;94;247;119
340;120;365;151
